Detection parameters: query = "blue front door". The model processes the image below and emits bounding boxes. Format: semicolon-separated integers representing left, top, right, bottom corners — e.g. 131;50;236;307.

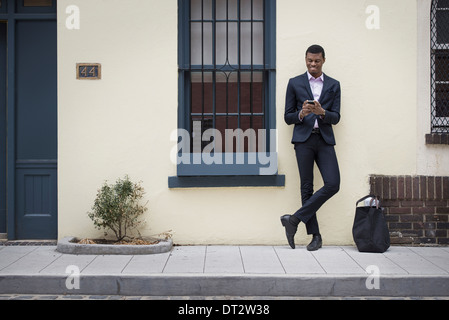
0;0;57;239
0;22;6;237
15;19;58;239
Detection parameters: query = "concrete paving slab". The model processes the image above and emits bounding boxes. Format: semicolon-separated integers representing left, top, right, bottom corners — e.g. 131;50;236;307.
384;247;448;275
40;254;97;275
81;255;133;275
204;246;244;273
122;252;171;274
0;247;61;275
342;247;407;275
240;246;284;274
408;247;449;273
274;246;325;274
163;246;206;273
0;246;37;271
310;246;366;274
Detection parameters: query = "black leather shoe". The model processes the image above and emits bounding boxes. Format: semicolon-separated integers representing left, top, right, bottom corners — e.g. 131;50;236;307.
307;235;322;251
280;215;298;249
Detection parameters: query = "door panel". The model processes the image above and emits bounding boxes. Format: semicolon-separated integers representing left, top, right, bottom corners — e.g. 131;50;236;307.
0;22;6;234
16;20;57;160
15;20;57;239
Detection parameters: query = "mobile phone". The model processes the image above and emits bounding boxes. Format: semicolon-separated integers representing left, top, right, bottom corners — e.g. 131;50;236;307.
307;100;315;104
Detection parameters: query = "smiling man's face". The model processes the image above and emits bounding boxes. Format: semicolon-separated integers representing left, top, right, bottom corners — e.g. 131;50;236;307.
306;52;325;78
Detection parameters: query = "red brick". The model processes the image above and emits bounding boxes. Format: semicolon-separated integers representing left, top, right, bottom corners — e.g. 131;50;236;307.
370;175;383;197
402;229;423;237
400;214;424;222
390;237;414;245
413;221;425;229
382;199;400;207
390;222;412;230
383;176;390;199
425;229;436;237
425;200;447;207
427;176;435;200
397;176;405;199
423;222;436;229
389;207;412;214
412;207;436;214
405;176;413;199
436;207;449;214
390;177;397;199
420;176;427;200
413;176;420;200
435;229;447;237
401;200;424;207
385;215;400;222
435;176;442;199
437;222;449;229
425;214;449;222
443;177;449;199
418;238;436;244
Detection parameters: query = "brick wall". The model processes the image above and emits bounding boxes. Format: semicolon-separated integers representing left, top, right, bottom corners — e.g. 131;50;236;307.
369;175;449;245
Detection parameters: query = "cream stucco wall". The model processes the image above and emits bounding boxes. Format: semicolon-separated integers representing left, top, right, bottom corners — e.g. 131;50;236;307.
58;0;425;245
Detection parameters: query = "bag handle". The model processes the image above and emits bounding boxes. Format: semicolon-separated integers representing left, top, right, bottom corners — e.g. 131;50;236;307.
356;195;380;208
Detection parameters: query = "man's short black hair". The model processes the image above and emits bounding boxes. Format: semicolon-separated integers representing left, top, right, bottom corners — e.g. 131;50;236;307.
306;45;325;59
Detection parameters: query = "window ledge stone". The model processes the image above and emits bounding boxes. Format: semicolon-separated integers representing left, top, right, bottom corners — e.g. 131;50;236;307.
425;133;449;145
168;175;285;188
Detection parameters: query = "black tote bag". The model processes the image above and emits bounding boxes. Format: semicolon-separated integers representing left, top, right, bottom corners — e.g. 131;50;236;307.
352;195;390;253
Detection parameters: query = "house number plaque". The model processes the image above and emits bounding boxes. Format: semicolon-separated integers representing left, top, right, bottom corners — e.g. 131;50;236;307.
76;63;101;80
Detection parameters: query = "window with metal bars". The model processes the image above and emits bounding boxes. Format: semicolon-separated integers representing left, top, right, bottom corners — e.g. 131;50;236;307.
178;0;276;176
431;0;449;132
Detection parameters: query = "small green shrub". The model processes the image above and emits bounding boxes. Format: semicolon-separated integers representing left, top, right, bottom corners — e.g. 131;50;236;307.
87;175;147;241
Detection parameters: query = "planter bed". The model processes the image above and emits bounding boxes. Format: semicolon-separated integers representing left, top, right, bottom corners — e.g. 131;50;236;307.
56;236;173;255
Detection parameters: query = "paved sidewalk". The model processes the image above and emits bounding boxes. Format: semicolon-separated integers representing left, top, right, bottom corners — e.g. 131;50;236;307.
0;245;448;297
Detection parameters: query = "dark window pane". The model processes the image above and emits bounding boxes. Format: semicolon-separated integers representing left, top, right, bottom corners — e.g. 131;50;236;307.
215;72;228;114
216;0;237;20
436;84;449;117
191;0;212;20
191;72;213;114
191;22;213;66
436;10;449;44
216;22;238;67
241;0;263;20
240;72;263;114
435;51;449;81
438;0;449;8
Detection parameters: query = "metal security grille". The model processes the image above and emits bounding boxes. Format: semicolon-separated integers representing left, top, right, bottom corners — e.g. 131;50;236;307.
187;0;268;152
431;0;449;132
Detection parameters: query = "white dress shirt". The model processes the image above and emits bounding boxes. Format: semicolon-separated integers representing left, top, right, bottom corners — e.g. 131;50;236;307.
308;72;324;128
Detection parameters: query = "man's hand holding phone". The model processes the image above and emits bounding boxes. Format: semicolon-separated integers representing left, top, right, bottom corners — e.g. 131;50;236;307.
299;100;315;120
300;100;325;120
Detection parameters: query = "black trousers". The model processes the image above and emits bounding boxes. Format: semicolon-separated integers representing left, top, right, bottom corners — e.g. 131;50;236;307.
293;132;340;235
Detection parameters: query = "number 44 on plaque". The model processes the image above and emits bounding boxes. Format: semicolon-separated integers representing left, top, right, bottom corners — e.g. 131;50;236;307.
76;63;101;80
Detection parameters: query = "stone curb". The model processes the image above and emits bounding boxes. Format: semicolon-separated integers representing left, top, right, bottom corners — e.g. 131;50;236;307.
1;274;449;297
56;236;173;255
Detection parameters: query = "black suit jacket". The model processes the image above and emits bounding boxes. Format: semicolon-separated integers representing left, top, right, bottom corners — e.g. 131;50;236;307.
284;72;341;145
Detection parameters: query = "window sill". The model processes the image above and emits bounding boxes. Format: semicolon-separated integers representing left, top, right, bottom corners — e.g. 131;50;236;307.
425;133;449;145
168;175;285;189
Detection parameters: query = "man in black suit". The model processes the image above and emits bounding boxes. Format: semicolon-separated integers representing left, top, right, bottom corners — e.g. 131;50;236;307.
281;45;341;251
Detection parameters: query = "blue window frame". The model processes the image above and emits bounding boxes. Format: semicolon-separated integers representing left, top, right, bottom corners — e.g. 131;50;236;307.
175;0;280;186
